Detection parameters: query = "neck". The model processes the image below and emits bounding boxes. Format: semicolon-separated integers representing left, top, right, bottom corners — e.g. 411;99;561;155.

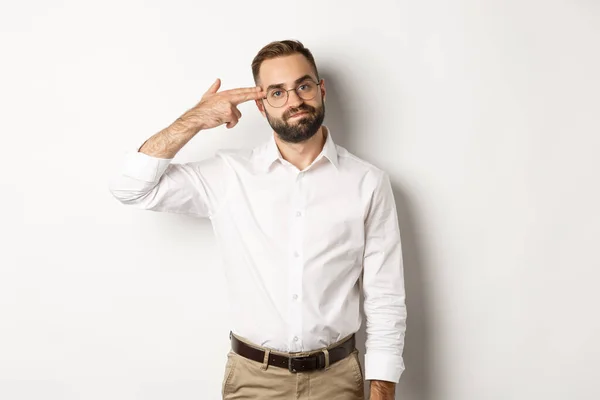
274;125;327;171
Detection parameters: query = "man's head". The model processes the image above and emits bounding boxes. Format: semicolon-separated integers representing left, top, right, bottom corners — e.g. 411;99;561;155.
252;40;326;143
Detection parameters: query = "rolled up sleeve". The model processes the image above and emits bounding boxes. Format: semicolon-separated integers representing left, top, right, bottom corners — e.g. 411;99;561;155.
362;171;407;383
108;145;230;219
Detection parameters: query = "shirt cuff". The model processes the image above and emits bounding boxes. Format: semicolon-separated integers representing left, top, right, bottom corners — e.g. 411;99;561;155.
121;150;173;183
364;351;405;383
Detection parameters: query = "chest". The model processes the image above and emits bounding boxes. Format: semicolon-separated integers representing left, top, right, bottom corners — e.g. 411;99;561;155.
223;170;367;251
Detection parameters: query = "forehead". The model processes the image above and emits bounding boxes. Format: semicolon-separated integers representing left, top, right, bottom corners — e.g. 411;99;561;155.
258;53;317;86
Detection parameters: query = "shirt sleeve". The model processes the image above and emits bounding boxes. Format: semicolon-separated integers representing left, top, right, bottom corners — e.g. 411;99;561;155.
108;145;231;219
362;170;407;383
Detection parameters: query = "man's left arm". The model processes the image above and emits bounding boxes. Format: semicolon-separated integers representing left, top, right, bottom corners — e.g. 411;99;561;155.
362;171;407;399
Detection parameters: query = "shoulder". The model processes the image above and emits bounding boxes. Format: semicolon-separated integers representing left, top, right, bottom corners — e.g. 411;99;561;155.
216;143;265;160
212;139;269;170
335;144;389;186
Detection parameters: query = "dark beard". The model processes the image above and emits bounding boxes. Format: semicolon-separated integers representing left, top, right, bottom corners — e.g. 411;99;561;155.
265;101;325;144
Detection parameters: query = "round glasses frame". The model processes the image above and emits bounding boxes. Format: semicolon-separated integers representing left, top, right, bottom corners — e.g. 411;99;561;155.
262;79;323;108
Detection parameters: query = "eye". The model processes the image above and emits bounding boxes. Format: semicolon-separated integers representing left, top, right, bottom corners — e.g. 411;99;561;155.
271;90;282;97
298;84;309;91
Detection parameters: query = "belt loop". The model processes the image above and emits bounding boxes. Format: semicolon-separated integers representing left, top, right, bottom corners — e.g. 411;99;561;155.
261;349;271;371
322;348;330;369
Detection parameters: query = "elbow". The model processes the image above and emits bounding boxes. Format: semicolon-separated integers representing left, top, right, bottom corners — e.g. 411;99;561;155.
108;186;136;205
108;179;152;205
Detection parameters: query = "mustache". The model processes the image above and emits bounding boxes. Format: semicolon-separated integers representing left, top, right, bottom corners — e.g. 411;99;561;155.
284;105;315;120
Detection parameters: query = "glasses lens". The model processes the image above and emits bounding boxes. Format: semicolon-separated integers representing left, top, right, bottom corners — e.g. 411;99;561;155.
297;81;317;100
267;89;287;108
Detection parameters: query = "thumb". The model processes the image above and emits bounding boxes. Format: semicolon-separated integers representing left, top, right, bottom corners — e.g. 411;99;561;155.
205;78;221;95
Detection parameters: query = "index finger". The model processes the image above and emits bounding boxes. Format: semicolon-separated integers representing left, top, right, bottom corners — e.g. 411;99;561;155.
220;86;263;96
229;89;267;105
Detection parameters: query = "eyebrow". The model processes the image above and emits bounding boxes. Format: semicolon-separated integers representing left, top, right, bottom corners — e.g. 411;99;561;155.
265;74;316;92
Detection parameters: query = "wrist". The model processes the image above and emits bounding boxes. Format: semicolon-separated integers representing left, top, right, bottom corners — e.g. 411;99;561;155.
169;116;203;137
180;106;210;132
369;380;396;396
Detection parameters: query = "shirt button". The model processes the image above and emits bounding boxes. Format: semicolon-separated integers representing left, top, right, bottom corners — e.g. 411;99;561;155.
292;294;298;300
293;251;299;258
296;211;302;217
293;336;299;342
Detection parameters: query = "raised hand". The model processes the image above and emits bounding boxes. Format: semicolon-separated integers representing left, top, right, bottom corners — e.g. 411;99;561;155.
181;78;266;130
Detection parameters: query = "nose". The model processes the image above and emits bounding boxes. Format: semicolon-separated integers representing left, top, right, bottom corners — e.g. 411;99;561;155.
286;89;304;108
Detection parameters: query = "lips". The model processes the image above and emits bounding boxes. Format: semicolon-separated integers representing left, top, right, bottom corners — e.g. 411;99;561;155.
289;111;308;118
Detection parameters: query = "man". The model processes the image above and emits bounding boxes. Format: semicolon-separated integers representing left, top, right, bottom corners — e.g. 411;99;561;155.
109;40;406;400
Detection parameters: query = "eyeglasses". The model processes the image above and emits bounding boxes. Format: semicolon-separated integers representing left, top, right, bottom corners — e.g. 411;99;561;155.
263;79;322;108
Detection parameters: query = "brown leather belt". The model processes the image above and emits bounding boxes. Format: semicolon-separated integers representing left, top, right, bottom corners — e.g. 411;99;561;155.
230;332;356;373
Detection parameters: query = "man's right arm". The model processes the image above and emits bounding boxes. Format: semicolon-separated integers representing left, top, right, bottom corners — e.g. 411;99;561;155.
108;79;266;218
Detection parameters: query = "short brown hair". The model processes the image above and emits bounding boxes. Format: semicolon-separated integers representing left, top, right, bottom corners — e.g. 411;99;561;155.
251;40;320;83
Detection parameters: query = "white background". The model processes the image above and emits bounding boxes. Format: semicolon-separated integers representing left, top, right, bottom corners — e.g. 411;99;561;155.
1;1;599;399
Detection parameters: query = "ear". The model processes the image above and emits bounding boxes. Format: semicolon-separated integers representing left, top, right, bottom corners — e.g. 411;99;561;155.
255;99;266;117
320;78;326;103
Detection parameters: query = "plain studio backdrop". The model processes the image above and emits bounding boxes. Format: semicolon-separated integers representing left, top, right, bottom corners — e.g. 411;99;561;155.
1;0;599;399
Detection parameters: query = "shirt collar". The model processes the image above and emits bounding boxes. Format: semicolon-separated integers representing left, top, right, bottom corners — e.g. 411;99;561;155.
258;126;339;173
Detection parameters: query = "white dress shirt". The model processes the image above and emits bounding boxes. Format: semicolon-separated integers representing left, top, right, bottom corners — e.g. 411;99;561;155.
109;126;407;382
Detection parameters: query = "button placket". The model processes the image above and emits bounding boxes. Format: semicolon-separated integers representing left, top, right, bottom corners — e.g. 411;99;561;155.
288;171;305;351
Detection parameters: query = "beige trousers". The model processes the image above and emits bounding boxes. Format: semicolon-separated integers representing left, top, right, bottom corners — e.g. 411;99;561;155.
222;334;365;399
